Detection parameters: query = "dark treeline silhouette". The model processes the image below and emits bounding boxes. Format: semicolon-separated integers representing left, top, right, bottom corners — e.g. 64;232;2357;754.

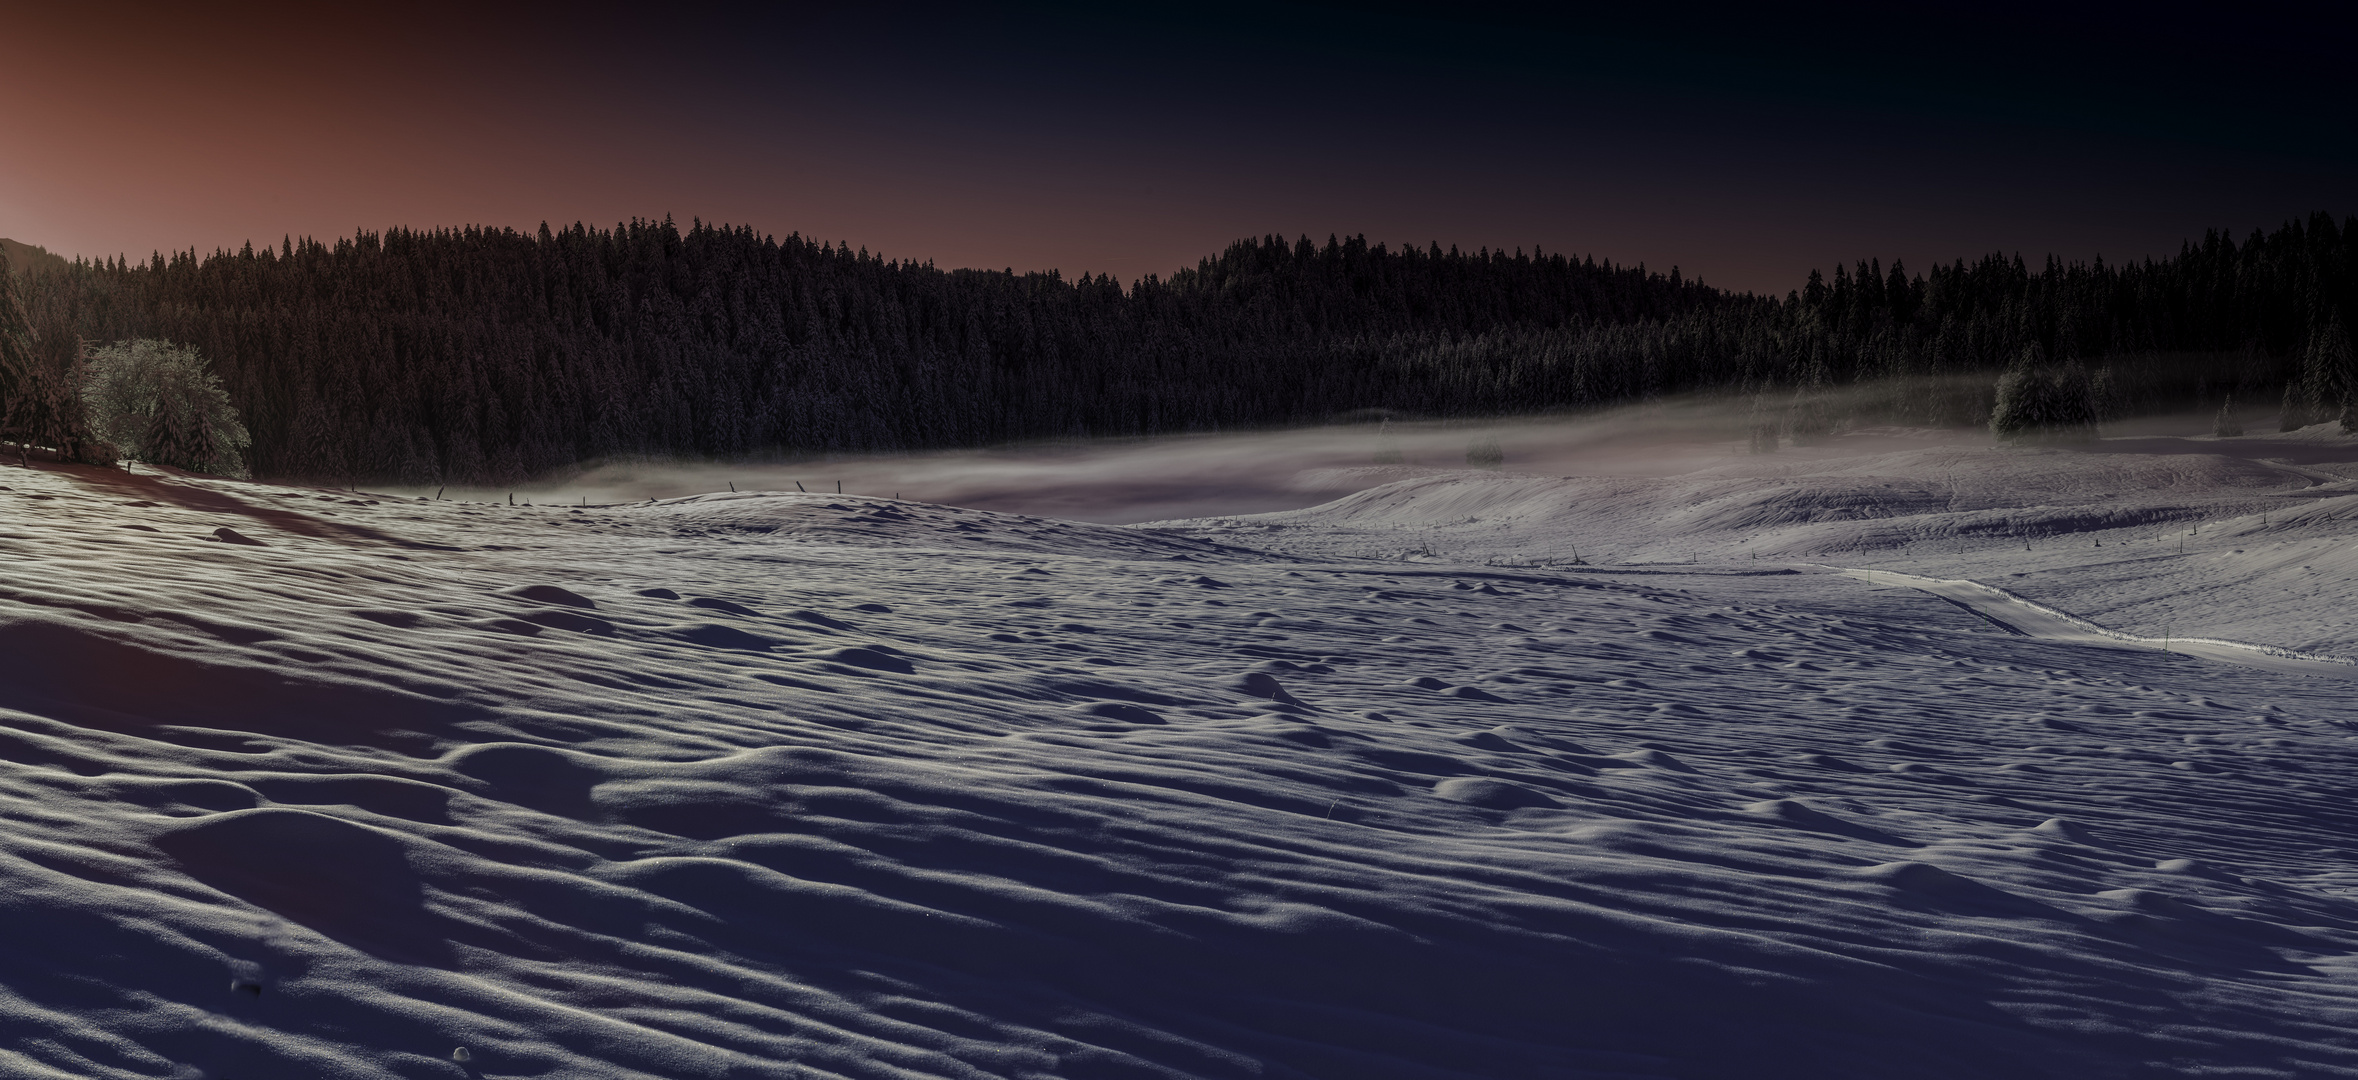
7;212;2354;484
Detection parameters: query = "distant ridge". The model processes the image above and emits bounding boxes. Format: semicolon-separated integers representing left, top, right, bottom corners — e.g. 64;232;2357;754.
10;214;2354;485
0;237;69;275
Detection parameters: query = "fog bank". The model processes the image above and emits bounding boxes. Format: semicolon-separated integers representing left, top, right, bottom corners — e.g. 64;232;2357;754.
395;393;2255;523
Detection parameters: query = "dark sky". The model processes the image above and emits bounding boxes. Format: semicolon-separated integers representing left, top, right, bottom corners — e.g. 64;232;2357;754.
3;1;2352;294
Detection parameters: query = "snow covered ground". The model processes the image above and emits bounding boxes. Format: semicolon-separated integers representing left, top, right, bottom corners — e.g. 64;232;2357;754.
6;424;2358;1079
1154;425;2358;657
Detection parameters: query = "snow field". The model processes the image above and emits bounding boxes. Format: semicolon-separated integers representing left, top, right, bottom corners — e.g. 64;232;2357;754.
1152;433;2358;657
3;460;2358;1077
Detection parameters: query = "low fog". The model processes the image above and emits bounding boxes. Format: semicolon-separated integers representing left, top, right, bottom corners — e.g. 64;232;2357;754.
399;388;2283;524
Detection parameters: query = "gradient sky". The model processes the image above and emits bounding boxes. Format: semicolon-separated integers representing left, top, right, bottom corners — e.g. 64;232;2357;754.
3;1;2352;295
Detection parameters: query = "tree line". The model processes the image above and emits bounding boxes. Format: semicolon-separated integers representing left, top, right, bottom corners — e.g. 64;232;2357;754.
3;212;2353;483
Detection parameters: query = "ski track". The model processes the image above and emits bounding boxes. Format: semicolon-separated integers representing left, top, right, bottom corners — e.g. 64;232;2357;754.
1147;435;2358;657
1833;568;2358;680
4;462;2358;1078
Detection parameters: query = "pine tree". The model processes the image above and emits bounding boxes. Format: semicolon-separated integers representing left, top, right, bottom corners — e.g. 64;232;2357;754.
2214;394;2244;437
0;252;107;463
1991;345;2099;442
2313;313;2358;433
0;249;39;450
1747;393;1780;453
1786;359;1835;445
2298;312;2352;426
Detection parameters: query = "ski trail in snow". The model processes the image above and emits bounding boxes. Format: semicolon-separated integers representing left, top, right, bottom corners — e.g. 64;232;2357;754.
1837;566;2358;679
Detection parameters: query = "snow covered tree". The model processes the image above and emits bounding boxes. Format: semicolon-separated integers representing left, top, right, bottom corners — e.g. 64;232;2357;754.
0;250;108;464
2308;314;2358;433
1785;360;1835;446
2214;394;2244;437
1990;346;2101;443
2281;382;2311;431
1373;418;1404;463
2293;314;2348;424
0;253;28;427
81;339;249;475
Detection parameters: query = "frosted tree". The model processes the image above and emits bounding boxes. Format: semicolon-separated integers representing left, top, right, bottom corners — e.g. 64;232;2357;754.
2214;394;2243;437
0;250;108;464
2281;381;2310;431
81;339;250;476
1785;359;1835;446
0;253;27;427
2310;314;2358;433
1990;345;2100;443
1748;391;1781;453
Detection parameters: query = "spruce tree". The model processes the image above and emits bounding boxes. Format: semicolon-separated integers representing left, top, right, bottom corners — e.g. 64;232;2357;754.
1991;346;2099;442
2313;313;2358;433
0;251;106;463
2299;313;2351;426
0;249;36;445
2214;394;2244;437
1990;345;2043;442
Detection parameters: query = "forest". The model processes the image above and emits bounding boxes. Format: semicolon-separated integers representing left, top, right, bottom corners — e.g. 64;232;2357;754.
2;212;2354;484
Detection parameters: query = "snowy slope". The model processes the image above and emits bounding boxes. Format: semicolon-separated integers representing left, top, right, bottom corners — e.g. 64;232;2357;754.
5;456;2358;1079
1149;428;2358;657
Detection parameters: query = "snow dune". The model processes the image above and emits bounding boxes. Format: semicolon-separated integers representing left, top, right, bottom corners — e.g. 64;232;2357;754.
4;446;2358;1078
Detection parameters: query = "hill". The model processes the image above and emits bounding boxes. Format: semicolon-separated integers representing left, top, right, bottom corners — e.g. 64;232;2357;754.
5;213;2354;486
0;237;68;276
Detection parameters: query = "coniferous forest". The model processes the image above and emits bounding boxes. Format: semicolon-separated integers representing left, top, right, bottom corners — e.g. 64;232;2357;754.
3;212;2354;484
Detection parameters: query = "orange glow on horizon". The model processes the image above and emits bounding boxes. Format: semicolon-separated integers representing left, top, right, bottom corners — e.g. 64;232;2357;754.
4;6;2348;296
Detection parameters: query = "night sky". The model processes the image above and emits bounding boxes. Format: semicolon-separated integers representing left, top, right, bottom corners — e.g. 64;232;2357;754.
5;1;2352;295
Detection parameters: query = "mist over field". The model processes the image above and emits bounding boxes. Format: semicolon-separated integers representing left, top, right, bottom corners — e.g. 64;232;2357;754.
437;404;1790;522
411;392;1879;520
418;387;2274;525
